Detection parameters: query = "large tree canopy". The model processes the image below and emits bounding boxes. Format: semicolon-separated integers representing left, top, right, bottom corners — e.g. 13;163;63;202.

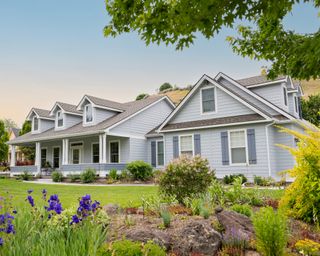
104;0;320;80
0;120;9;162
19;120;35;161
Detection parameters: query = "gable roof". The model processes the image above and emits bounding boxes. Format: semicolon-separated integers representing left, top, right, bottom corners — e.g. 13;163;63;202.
9;95;172;145
77;95;125;112
237;75;287;87
10;128;21;137
26;108;54;121
50;102;83;116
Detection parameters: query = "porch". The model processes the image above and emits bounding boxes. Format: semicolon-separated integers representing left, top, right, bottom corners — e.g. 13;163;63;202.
9;134;129;177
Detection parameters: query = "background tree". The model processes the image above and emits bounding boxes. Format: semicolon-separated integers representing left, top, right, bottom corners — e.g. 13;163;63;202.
301;94;320;126
3;118;18;132
104;0;320;80
0;120;9;163
159;82;173;92
19;120;35;161
135;93;149;101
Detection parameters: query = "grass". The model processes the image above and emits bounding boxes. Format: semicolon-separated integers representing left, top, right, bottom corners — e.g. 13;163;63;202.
0;179;157;208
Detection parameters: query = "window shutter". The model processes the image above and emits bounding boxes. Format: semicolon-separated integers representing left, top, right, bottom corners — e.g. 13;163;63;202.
151;141;156;167
173;136;179;158
247;129;257;164
221;131;229;165
194;134;201;155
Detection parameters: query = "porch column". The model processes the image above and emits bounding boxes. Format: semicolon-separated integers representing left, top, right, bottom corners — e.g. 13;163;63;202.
102;134;107;164
62;139;69;165
35;142;41;172
10;145;16;167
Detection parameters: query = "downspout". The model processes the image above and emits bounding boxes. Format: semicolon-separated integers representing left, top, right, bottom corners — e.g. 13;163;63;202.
265;121;275;177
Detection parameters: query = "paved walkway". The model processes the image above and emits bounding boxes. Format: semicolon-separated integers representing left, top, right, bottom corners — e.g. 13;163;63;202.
23;179;156;187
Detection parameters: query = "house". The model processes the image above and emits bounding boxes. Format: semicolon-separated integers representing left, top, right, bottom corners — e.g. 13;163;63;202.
7;128;25;164
8;95;175;176
8;72;308;180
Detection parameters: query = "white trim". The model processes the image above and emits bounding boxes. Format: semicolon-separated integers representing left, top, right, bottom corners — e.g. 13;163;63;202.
156;140;165;167
244;78;288;88
49;102;82;117
107;132;146;140
158;75;270;132
27;108;55;121
91;142;100;164
55;110;65;130
179;134;194;157
109;140;120;163
228;129;248;166
282;84;288;107
32;116;41;134
215;73;295;120
287;90;298;94
200;86;217;115
293;95;299;114
52;146;61;169
70;141;83;165
83;103;95;126
160;119;271;133
105;96;175;132
265;122;274;177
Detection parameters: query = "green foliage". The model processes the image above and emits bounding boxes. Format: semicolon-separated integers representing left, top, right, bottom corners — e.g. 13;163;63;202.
109;169;119;180
104;0;319;80
254;176;275;186
200;206;210;219
253;207;288;256
0;120;9;162
160;210;171;228
301;94;320;126
68;174;80;182
295;239;320;256
120;169;131;181
20;171;33;181
19;120;35;161
52;171;63;182
80;168;97;183
126;161;153;181
3;119;18;132
223;174;247;184
184;197;203;216
230;204;252;217
159;155;214;204
159;82;173;92
135;93;149;101
279;126;320;225
142;240;166;256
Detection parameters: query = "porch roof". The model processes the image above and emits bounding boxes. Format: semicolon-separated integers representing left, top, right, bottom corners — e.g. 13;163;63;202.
9;95;166;145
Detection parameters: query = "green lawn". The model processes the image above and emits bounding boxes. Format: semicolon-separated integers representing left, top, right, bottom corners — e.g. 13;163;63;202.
0;179;157;208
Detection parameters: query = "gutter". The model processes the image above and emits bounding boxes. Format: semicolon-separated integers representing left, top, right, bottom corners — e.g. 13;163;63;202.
265;121;275;177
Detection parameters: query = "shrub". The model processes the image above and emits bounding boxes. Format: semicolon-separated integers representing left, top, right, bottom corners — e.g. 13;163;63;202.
223;174;247;184
109;169;119;180
52;171;63;182
80;168;96;183
159;155;214;204
135;93;149;101
20;171;33;181
120;169;131;181
142;240;166;256
200;207;210;219
295;239;320;256
152;169;163;184
184;197;203;216
279;126;320;225
254;176;274;186
160;210;171;228
126;161;153;181
68;174;80;182
159;82;173;92
231;204;252;217
253;207;288;256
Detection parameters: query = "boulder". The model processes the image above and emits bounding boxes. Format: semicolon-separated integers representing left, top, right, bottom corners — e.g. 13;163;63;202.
103;204;120;215
125;227;171;250
173;220;222;256
216;209;254;242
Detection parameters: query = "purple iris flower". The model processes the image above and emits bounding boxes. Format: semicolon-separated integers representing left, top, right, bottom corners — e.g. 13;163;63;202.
0;215;4;225
27;195;35;207
45;194;63;215
6;223;14;234
27;189;33;194
0;237;3;246
70;215;81;225
42;189;47;200
12;209;17;214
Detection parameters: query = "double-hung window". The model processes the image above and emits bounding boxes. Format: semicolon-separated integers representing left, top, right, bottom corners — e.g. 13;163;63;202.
92;143;99;163
110;141;120;163
201;87;216;113
283;86;288;106
294;96;299;113
229;130;247;164
180;135;193;156
85;104;93;123
41;148;47;168
57;111;63;127
157;141;164;166
33;117;39;131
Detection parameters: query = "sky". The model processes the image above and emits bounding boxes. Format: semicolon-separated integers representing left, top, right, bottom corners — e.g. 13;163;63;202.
0;1;319;126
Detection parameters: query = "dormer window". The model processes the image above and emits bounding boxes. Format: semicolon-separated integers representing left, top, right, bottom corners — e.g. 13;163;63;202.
283;86;288;106
56;111;64;128
33;117;39;131
85;104;93;123
201;87;216;114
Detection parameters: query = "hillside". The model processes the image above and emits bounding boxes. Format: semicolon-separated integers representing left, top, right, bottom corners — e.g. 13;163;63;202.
160;80;320;105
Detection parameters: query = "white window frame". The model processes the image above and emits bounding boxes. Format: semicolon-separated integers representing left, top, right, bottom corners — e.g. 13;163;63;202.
91;142;100;164
32;116;40;132
56;110;64;129
52;146;61;169
156;140;165;167
40;147;47;168
70;141;83;165
282;85;288;106
179;134;194;156
200;86;217;115
109;140;120;163
228;129;249;166
294;95;299;114
84;104;94;125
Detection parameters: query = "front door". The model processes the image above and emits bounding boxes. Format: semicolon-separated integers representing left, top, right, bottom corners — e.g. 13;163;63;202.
53;147;60;169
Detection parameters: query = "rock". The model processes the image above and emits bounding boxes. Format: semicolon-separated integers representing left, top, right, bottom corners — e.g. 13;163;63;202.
173;219;222;256
103;204;120;215
245;251;261;256
216;209;254;242
215;206;223;213
125;227;171;250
